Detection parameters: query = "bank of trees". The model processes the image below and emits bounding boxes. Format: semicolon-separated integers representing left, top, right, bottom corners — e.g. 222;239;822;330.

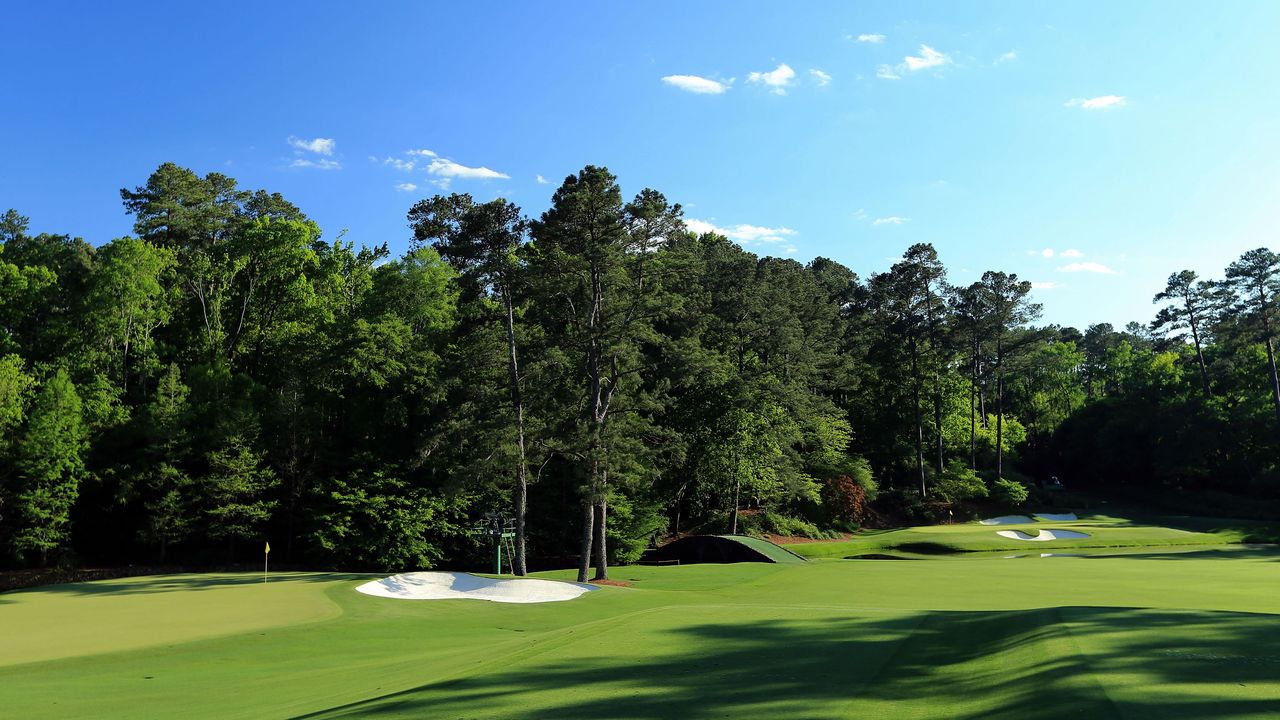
1;164;1277;571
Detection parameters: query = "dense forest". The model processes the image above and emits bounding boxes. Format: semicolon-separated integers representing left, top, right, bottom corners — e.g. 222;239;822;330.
1;163;1277;580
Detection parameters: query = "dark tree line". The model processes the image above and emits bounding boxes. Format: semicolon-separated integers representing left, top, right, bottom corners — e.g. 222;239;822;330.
1;163;1277;571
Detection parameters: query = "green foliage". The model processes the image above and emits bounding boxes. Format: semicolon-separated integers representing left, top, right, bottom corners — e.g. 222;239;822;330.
311;471;470;571
992;477;1029;508
12;370;87;563
932;461;989;504
201;435;277;544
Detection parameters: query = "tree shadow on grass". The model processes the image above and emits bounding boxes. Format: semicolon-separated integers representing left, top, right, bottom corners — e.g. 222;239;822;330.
297;606;1280;720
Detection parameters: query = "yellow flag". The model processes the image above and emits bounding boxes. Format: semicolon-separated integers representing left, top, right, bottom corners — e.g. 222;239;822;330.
264;541;271;554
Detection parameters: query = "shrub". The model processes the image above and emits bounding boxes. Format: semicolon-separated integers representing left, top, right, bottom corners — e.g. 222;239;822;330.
993;477;1029;508
822;474;870;524
932;461;989;503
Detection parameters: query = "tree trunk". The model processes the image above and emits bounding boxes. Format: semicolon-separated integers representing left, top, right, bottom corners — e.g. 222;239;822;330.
576;499;593;583
592;494;608;581
503;294;529;576
969;344;978;470
1266;336;1280;431
910;340;926;496
996;378;1005;480
729;472;741;534
1187;302;1212;399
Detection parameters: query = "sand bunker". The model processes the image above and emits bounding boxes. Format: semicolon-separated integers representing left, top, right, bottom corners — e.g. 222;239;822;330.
996;529;1091;542
1034;512;1078;521
980;515;1034;525
355;571;597;604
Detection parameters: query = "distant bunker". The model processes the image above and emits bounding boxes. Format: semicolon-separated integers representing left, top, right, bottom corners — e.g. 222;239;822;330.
646;535;807;565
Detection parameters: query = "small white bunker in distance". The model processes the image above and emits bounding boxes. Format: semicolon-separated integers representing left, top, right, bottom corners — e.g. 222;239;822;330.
355;571;597;603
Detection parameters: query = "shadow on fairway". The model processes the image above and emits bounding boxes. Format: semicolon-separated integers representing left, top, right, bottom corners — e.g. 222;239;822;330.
0;572;365;601
297;606;1280;720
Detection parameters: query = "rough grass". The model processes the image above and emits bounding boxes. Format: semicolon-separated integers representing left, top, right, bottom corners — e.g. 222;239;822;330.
3;528;1280;718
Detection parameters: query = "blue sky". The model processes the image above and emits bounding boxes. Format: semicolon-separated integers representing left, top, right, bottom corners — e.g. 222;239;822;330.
3;1;1279;328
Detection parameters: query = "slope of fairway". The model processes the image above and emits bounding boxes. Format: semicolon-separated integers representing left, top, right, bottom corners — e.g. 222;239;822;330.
790;513;1246;558
717;534;808;563
4;551;1280;719
0;572;348;666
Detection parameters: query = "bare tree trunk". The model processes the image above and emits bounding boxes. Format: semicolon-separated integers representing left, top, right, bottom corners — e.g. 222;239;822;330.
576;499;593;583
911;341;926;496
503;294;529;576
1187;303;1212;399
592;494;608;581
729;472;741;534
1266;336;1280;430
969;344;978;470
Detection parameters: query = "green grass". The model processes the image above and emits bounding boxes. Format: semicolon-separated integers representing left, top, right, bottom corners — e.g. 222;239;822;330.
789;512;1268;558
717;534;809;563
3;528;1280;718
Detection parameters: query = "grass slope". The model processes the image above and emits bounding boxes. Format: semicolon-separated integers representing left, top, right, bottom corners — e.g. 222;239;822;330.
3;541;1280;718
717;534;808;563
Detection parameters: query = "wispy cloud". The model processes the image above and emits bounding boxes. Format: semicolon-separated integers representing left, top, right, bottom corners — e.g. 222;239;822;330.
809;68;832;87
290;158;340;170
426;158;510;181
288;136;335;156
536;174;550;185
1058;261;1117;274
877;45;951;80
852;33;885;44
902;45;950;72
661;74;731;94
1060;248;1084;258
996;50;1018;64
383;157;415;171
686;218;797;245
872;216;909;226
407;149;438;158
1031;281;1059;289
396;183;418;192
748;63;796;94
1066;95;1127;110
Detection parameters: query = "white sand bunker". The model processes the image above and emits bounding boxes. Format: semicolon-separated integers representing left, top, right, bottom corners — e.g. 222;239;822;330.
1034;512;1078;521
356;571;597;604
996;529;1091;542
980;515;1035;525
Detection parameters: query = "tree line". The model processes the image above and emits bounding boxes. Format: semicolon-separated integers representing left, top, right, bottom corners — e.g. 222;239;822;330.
1;163;1277;576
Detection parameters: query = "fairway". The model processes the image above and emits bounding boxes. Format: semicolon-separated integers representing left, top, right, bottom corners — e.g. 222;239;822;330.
3;548;1280;719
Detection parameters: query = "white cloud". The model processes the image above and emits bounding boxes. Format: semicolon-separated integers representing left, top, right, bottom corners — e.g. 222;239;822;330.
854;33;886;44
288;136;335;156
290;158;340;170
872;216;909;225
1060;248;1084;258
384;157;415;171
661;74;730;94
1031;281;1059;289
396;183;418;192
784;246;798;254
1057;261;1117;274
996;50;1018;64
903;45;950;72
408;149;438;158
748;64;796;94
876;64;901;80
536;174;550;185
1041;248;1055;257
686;218;797;245
1066;95;1127;110
809;68;832;86
426;158;510;181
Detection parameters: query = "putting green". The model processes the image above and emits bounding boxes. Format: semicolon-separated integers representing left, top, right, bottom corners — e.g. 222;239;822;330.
2;540;1279;718
789;513;1266;558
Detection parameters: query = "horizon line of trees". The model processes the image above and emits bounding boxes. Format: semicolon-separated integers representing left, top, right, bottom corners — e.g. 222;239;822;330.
1;162;1277;576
